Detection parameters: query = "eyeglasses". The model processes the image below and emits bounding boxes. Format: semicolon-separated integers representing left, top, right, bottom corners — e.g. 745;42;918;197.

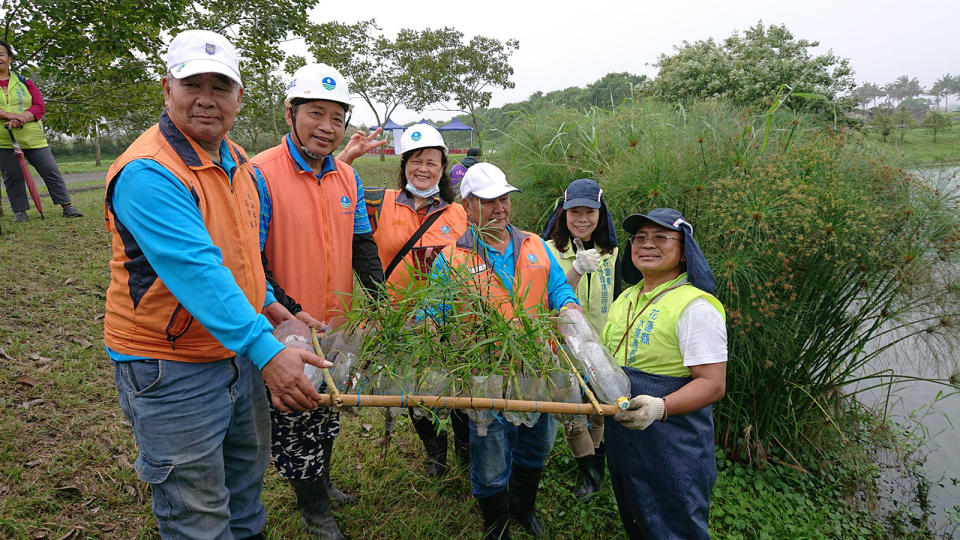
629;233;680;247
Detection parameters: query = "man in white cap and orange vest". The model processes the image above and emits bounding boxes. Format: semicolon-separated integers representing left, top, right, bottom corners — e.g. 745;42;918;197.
104;30;330;539
251;63;384;539
433;162;581;539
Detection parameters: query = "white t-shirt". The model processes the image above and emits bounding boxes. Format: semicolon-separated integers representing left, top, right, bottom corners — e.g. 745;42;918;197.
676;297;728;367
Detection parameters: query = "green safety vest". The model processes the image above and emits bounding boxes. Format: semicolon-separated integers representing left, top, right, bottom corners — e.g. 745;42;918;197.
0;72;48;149
546;240;617;333
602;273;725;377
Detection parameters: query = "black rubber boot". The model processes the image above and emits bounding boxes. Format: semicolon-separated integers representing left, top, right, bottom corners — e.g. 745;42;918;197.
62;204;83;218
320;437;358;505
451;408;471;467
410;410;448;477
288;479;346;540
572;455;602;500
509;464;549;539
477;490;511;540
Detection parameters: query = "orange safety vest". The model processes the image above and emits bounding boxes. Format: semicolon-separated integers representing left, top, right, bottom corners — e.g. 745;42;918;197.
371;189;468;295
253;142;359;320
103;112;265;361
444;226;551;319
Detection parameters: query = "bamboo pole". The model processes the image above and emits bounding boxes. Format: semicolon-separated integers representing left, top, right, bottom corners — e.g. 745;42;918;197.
316;393;622;416
557;347;605;416
310;328;343;407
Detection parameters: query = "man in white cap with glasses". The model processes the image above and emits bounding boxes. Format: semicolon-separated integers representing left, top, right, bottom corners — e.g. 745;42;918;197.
251;62;384;539
103;30;329;539
433;162;581;539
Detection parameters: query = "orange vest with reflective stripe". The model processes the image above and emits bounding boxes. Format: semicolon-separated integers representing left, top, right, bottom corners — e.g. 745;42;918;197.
373;189;468;296
445;227;551;319
253;142;358;320
103;113;265;361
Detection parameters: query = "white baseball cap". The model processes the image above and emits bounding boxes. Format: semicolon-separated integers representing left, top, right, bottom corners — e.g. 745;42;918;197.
166;29;242;87
459;162;520;200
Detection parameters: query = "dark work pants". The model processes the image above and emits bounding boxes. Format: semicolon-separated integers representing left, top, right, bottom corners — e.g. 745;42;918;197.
0;146;71;213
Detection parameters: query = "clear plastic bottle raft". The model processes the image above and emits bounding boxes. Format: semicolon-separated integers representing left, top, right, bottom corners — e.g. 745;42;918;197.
556;307;630;406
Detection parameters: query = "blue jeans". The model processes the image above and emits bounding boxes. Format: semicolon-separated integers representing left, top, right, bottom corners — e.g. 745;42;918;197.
114;357;270;539
469;413;557;499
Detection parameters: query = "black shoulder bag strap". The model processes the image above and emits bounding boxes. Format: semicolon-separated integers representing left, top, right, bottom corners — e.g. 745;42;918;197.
384;210;445;280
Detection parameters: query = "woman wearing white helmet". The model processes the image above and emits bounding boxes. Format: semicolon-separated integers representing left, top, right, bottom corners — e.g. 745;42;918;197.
339;123;472;478
252;63;385;540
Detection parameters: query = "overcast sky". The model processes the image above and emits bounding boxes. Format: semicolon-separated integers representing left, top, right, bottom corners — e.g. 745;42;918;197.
293;0;959;126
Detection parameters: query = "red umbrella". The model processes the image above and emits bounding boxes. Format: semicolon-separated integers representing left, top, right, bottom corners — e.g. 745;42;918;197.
6;128;44;219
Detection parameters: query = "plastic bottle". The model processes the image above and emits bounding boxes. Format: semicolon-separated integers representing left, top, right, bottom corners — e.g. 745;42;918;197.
556;308;630;407
272;319;325;388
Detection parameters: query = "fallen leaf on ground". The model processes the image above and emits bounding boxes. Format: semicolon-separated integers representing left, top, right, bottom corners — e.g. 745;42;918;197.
78;339;93;349
24;459;43;467
117;454;133;469
93;313;105;321
56;526;81;540
355;463;362;470
125;485;136;497
15;375;38;387
54;483;81;498
0;347;12;360
63;278;76;285
21;398;44;409
361;423;373;432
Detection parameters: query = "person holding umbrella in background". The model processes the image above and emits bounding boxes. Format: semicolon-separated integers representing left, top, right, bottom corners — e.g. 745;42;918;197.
0;39;82;221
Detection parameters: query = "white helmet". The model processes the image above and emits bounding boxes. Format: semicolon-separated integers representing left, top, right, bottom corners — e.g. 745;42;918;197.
398;124;447;155
285;63;353;111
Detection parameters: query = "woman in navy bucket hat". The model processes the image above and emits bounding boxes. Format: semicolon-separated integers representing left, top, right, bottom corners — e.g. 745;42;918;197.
540;178;622;499
601;207;727;539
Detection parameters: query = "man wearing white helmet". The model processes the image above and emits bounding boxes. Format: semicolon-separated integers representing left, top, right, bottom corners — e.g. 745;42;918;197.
432;162;582;539
104;30;329;539
251;62;383;539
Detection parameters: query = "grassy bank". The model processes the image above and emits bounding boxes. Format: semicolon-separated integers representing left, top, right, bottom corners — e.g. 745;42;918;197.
863;128;960;166
1;177;951;538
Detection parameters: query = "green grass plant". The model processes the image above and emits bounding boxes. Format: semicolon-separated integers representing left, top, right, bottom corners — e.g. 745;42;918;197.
500;99;960;468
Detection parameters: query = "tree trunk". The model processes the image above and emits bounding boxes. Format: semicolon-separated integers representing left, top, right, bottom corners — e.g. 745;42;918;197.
93;123;102;167
469;106;482;153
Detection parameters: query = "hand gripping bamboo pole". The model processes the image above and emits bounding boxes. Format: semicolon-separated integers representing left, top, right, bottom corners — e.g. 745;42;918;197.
310;327;343;407
316;393;622;415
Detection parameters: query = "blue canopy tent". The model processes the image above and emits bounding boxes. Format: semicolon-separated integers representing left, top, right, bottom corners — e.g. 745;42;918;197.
437;118;475;146
381;118;405;150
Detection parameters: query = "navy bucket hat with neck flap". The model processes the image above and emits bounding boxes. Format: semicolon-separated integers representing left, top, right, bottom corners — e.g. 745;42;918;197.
621;207;716;294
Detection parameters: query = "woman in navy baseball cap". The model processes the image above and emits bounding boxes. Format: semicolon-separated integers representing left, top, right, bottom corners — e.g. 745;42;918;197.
540;178;622;499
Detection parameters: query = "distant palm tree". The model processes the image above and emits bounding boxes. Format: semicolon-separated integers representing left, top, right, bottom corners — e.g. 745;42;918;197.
853;82;882;109
931;74;955;111
884;75;925;107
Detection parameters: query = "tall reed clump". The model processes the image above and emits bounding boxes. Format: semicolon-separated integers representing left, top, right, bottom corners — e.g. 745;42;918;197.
498;99;960;464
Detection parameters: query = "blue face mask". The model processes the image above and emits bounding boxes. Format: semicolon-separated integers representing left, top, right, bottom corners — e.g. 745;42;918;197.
405;182;440;198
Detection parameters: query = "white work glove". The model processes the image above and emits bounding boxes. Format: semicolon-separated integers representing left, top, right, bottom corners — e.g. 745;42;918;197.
572;238;602;274
614;395;665;430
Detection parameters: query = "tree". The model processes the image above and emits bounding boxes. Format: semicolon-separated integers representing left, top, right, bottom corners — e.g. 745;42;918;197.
883;75;924;107
304;20;456;159
650;22;856;114
871;108;895;142
2;0;319;162
853;82;883;109
931;74;955;112
895;104;915;142
921;110;951;142
443;34;519;150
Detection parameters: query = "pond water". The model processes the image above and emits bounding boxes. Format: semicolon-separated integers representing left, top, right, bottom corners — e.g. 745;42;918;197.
857;165;960;536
